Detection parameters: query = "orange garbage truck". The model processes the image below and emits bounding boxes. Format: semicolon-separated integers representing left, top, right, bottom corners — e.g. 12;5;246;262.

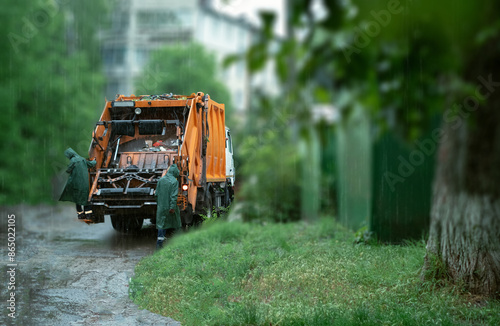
85;92;235;233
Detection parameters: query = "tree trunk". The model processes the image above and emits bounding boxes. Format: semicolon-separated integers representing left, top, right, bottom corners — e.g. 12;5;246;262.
423;51;500;297
424;171;500;297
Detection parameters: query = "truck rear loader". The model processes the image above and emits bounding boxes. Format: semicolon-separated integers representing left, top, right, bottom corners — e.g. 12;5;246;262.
85;92;235;233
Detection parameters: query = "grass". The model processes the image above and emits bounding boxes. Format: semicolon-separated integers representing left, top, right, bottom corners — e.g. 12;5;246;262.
130;218;500;325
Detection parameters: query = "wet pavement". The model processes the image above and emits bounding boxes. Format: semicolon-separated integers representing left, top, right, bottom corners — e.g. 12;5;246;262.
0;204;180;326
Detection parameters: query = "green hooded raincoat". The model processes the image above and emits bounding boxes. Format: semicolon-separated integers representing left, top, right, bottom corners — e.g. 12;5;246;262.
155;164;181;230
59;148;96;205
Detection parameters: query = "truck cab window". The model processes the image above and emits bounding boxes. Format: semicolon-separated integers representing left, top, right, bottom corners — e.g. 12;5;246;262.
227;132;233;153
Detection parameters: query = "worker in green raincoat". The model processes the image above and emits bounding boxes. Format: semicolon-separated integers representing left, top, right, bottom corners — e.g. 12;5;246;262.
59;148;96;218
155;163;181;249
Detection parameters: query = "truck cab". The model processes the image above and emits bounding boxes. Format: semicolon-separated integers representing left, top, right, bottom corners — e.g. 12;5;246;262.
225;127;235;188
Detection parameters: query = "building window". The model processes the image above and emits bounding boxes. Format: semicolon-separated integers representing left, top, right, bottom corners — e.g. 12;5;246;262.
112;11;129;31
137;10;180;30
103;47;126;66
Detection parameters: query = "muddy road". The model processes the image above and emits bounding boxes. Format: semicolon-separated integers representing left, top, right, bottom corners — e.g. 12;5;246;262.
0;204;180;326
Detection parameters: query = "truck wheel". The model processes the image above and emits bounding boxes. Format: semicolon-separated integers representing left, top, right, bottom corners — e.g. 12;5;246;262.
110;215;144;234
181;204;193;225
225;186;231;207
93;212;105;224
192;214;204;227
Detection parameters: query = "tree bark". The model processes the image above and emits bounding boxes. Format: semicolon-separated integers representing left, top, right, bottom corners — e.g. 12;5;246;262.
424;173;500;297
423;45;500;297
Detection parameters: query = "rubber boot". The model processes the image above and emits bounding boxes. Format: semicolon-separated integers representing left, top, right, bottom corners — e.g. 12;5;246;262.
156;237;165;251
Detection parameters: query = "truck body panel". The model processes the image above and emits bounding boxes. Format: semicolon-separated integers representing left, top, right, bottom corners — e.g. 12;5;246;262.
85;92;234;231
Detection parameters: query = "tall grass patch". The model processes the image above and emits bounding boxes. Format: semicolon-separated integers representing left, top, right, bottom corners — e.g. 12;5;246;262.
130;219;500;325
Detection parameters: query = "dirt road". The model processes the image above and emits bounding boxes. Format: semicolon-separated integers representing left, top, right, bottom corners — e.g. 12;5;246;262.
0;204;180;326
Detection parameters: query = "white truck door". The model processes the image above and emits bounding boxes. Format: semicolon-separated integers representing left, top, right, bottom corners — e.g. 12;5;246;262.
225;127;235;186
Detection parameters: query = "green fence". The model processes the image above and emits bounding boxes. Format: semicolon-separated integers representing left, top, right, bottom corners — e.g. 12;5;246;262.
370;131;434;242
336;108;435;242
336;106;372;232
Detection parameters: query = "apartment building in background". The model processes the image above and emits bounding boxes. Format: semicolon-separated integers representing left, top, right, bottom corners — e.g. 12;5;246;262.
100;0;278;111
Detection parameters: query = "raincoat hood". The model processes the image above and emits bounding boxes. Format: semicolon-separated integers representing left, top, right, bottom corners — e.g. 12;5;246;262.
59;147;96;206
167;164;180;178
64;148;78;159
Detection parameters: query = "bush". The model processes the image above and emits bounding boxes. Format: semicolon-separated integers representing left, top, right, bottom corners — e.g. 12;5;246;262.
237;129;301;223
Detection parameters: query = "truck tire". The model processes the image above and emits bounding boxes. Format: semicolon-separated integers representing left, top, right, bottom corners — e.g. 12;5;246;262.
225;185;232;207
181;204;193;225
93;211;105;224
110;215;144;234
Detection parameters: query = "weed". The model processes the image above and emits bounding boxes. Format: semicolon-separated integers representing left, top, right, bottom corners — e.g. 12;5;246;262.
421;250;450;289
200;203;231;225
354;225;376;245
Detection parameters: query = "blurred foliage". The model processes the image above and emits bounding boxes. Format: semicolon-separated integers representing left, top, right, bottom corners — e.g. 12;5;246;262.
0;0;110;205
246;0;496;134
231;0;500;223
135;43;232;117
245;0;459;141
233;89;303;222
238;127;301;223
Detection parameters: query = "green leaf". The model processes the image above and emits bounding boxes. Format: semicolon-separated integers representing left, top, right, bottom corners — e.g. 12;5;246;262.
314;87;331;103
275;54;289;84
259;11;276;39
246;43;268;72
222;53;243;68
289;0;313;26
321;0;344;31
